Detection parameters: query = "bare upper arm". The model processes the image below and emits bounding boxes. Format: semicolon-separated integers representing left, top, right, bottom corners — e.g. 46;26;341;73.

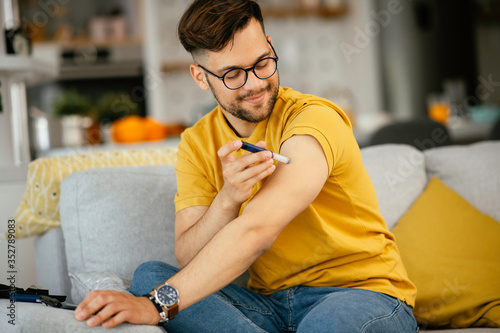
242;134;329;237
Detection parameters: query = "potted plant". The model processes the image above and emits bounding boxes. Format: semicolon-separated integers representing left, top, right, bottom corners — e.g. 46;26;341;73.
53;89;95;146
53;89;93;118
95;92;139;125
95;92;140;143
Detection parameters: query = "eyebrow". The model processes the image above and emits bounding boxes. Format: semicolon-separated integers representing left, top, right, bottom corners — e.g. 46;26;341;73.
218;48;273;74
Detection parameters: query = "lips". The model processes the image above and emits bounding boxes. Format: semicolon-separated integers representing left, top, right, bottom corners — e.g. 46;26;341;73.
244;93;265;104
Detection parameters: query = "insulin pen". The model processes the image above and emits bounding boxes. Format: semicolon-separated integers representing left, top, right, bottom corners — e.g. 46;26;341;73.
240;141;290;164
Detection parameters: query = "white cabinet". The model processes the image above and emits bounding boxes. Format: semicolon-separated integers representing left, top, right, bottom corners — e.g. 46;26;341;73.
0;57;55;177
0;0;54;289
0;54;56;78
0;1;56;175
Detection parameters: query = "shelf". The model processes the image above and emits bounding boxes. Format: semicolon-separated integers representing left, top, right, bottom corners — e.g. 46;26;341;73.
0;55;57;79
262;5;347;18
162;61;192;73
33;37;142;49
40;136;181;158
160;5;347;74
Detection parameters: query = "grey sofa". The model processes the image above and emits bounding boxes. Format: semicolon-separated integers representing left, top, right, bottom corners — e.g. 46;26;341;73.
1;141;499;332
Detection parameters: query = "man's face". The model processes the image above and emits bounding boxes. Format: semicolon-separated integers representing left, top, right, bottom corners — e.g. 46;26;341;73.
199;19;279;126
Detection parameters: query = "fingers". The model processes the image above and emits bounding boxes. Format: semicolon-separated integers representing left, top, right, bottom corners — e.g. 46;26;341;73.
75;290;101;322
227;158;275;185
75;290;112;326
74;290;159;328
255;141;267;149
217;140;242;162
101;311;127;329
86;300;122;328
217;140;268;162
217;140;276;205
100;296;159;328
219;140;274;182
218;140;272;167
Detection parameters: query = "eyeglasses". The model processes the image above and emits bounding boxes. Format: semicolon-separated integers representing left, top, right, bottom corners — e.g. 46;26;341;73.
198;41;279;90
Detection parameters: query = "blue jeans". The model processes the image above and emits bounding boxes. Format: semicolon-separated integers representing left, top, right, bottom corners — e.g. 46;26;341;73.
129;261;418;333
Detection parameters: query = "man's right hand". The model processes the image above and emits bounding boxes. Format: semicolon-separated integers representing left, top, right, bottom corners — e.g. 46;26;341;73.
174;140;276;268
217;140;276;208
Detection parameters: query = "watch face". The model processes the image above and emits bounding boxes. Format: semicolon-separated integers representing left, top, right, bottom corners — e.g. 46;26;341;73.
156;284;179;307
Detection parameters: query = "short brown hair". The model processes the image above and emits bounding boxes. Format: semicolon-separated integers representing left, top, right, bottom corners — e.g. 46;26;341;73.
178;0;264;57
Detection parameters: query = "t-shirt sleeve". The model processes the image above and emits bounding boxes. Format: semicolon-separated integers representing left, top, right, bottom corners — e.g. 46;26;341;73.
280;104;354;174
174;133;218;213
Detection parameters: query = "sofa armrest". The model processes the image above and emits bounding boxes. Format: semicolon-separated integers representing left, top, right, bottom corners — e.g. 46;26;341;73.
35;227;72;302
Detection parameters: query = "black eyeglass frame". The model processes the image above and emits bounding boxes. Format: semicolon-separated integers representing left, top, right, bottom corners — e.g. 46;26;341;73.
197;40;279;90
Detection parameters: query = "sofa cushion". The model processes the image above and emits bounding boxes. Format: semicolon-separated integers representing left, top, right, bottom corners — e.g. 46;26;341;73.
60;165;178;304
360;144;427;229
392;177;500;329
425;141;500;222
14;147;177;238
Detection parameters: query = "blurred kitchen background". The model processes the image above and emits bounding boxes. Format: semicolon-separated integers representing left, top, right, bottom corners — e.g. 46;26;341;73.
2;0;500;161
1;0;500;290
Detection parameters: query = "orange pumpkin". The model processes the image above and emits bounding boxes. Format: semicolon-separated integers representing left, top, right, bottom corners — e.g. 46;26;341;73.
112;116;170;143
111;116;146;143
144;117;169;141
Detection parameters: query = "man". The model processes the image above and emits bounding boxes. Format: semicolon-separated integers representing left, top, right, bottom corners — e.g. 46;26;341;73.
75;1;418;332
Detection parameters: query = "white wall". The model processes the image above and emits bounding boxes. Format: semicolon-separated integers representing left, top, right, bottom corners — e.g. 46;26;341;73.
144;0;384;127
0;80;15;167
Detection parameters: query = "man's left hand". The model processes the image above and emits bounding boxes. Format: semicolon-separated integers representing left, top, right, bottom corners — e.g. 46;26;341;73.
75;290;160;328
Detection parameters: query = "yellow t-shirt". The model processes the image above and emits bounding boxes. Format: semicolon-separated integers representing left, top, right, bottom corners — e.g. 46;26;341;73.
175;87;417;307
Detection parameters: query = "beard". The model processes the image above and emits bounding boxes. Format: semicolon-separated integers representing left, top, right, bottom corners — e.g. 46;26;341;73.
207;75;279;123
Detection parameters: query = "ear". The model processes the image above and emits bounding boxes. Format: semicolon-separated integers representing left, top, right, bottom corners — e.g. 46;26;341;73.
267;35;273;45
190;64;210;91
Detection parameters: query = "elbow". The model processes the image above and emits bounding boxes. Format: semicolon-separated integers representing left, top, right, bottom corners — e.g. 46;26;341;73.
239;213;290;257
175;245;189;269
176;258;187;270
245;224;280;255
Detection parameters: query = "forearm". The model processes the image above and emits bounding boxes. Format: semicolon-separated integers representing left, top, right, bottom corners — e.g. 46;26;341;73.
176;189;241;268
169;215;270;310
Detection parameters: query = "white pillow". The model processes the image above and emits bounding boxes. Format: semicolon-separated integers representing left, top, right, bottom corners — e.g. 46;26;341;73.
361;144;427;229
69;271;132;304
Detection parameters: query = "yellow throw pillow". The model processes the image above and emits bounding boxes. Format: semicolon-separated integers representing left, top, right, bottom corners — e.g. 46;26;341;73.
392;177;500;329
13;147;177;238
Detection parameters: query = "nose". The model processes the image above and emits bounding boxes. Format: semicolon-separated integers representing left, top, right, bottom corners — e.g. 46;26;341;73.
243;70;264;91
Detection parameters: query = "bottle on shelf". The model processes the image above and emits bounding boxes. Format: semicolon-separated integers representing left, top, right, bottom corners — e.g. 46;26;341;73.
5;26;31;55
3;0;32;55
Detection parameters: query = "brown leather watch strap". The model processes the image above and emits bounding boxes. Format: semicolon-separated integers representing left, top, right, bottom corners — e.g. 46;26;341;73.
167;302;179;320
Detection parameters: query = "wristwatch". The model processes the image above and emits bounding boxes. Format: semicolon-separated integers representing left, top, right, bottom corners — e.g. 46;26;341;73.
150;283;180;323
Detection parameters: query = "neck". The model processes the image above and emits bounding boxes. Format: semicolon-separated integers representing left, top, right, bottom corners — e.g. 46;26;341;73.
222;112;259;138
